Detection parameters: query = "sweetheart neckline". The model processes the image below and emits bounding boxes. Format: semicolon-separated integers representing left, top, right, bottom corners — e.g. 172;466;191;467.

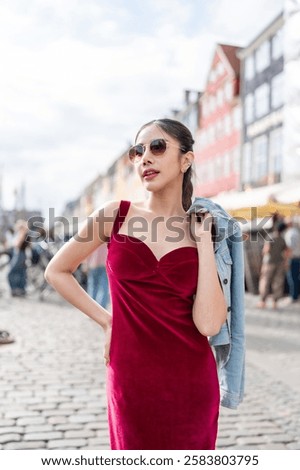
112;233;198;263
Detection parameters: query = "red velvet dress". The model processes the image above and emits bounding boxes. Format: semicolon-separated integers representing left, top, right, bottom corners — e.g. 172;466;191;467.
106;200;220;450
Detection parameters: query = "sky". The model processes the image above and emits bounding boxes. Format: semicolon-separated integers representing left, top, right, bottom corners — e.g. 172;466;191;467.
0;0;284;217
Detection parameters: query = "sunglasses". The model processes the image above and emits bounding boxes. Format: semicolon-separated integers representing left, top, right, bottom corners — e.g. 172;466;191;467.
128;138;186;163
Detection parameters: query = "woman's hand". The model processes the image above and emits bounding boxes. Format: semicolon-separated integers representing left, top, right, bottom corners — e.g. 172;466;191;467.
103;316;112;366
190;211;213;242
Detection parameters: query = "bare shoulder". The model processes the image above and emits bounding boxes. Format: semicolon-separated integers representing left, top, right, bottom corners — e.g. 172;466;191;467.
96;199;121;216
90;200;121;239
91;200;148;238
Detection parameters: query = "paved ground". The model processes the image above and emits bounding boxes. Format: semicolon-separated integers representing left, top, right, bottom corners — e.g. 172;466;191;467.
0;267;300;450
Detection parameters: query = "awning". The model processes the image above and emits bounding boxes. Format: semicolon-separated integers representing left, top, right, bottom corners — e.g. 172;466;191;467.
210;181;300;220
211;182;291;210
228;201;300;220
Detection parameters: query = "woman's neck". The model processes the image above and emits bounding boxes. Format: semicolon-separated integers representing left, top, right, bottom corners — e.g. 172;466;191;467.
145;191;186;218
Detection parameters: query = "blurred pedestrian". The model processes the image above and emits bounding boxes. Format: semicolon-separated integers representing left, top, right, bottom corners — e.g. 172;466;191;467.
284;218;300;302
7;220;29;297
0;226;15;265
86;244;109;308
257;222;289;309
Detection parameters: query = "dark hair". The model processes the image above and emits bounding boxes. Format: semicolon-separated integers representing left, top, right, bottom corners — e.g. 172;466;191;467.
276;222;287;234
135;118;194;211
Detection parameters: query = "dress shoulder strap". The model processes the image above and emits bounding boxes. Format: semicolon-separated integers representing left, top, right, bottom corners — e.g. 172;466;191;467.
111;200;131;236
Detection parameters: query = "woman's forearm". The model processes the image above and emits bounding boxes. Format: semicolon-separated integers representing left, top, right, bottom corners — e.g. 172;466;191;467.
45;270;111;330
192;234;227;337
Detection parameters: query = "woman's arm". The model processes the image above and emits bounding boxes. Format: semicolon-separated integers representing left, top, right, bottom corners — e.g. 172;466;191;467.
14;226;28;248
44;200;120;362
262;241;270;255
191;213;227;337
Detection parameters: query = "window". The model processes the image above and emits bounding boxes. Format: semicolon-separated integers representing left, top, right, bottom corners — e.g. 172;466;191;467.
215;156;223;179
255;83;270;118
208;160;214;181
211;123;216;141
255;40;271;72
269;127;283;175
209;69;216;83
253;135;268;181
271;72;284;109
233;107;242;130
215;119;222;139
272;28;283;60
217;61;224;77
242;143;252;183
224;114;231;135
201;98;208;117
232;148;240;174
225;82;233;101
208;126;214;144
196;163;205;184
245;55;254;80
209;95;216;113
224;153;231;176
217;88;224;107
199;130;207;149
245;93;254;123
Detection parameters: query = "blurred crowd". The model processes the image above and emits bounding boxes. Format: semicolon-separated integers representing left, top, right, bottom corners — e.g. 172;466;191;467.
0;219;110;345
257;216;300;309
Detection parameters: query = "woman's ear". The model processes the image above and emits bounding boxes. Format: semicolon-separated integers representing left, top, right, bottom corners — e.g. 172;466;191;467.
181;151;194;173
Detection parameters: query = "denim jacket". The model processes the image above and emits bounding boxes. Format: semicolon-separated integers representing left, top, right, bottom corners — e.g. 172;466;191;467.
187;197;245;410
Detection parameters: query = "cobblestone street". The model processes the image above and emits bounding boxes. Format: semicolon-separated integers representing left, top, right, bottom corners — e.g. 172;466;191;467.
0;268;300;450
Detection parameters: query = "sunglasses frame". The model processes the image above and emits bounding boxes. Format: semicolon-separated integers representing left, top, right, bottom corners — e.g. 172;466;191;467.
128;138;186;163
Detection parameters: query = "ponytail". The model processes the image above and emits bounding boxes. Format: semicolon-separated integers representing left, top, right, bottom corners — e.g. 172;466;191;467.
182;166;193;211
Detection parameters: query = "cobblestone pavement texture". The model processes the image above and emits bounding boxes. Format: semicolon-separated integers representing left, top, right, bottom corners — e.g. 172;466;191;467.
0;268;300;451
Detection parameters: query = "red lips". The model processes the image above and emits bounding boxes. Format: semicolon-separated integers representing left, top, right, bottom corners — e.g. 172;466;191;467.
142;169;160;178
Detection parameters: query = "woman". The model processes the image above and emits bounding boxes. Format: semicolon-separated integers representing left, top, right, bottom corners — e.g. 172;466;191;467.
7;220;29;297
45;118;228;450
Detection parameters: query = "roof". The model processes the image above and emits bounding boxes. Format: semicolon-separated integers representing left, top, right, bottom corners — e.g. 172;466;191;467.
218;43;240;76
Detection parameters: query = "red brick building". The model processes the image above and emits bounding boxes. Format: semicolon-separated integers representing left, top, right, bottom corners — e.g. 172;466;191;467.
194;43;242;197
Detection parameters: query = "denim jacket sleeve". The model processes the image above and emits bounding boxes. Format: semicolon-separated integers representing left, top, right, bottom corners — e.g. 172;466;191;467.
187;198;246;409
215;226;245;409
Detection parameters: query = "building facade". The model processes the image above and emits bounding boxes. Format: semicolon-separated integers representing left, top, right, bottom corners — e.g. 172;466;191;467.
283;1;300;183
239;13;284;189
194;43;242;197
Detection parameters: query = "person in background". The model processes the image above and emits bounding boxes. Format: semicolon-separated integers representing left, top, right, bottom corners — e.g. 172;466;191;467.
284;218;300;302
7;220;29;297
86;244;109;309
257;222;289;309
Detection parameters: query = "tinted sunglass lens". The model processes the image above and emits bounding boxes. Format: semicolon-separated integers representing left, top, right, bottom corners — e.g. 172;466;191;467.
135;145;144;156
150;139;167;155
129;145;144;161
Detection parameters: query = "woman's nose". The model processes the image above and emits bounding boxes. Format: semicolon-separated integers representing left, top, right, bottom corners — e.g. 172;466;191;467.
140;146;154;164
